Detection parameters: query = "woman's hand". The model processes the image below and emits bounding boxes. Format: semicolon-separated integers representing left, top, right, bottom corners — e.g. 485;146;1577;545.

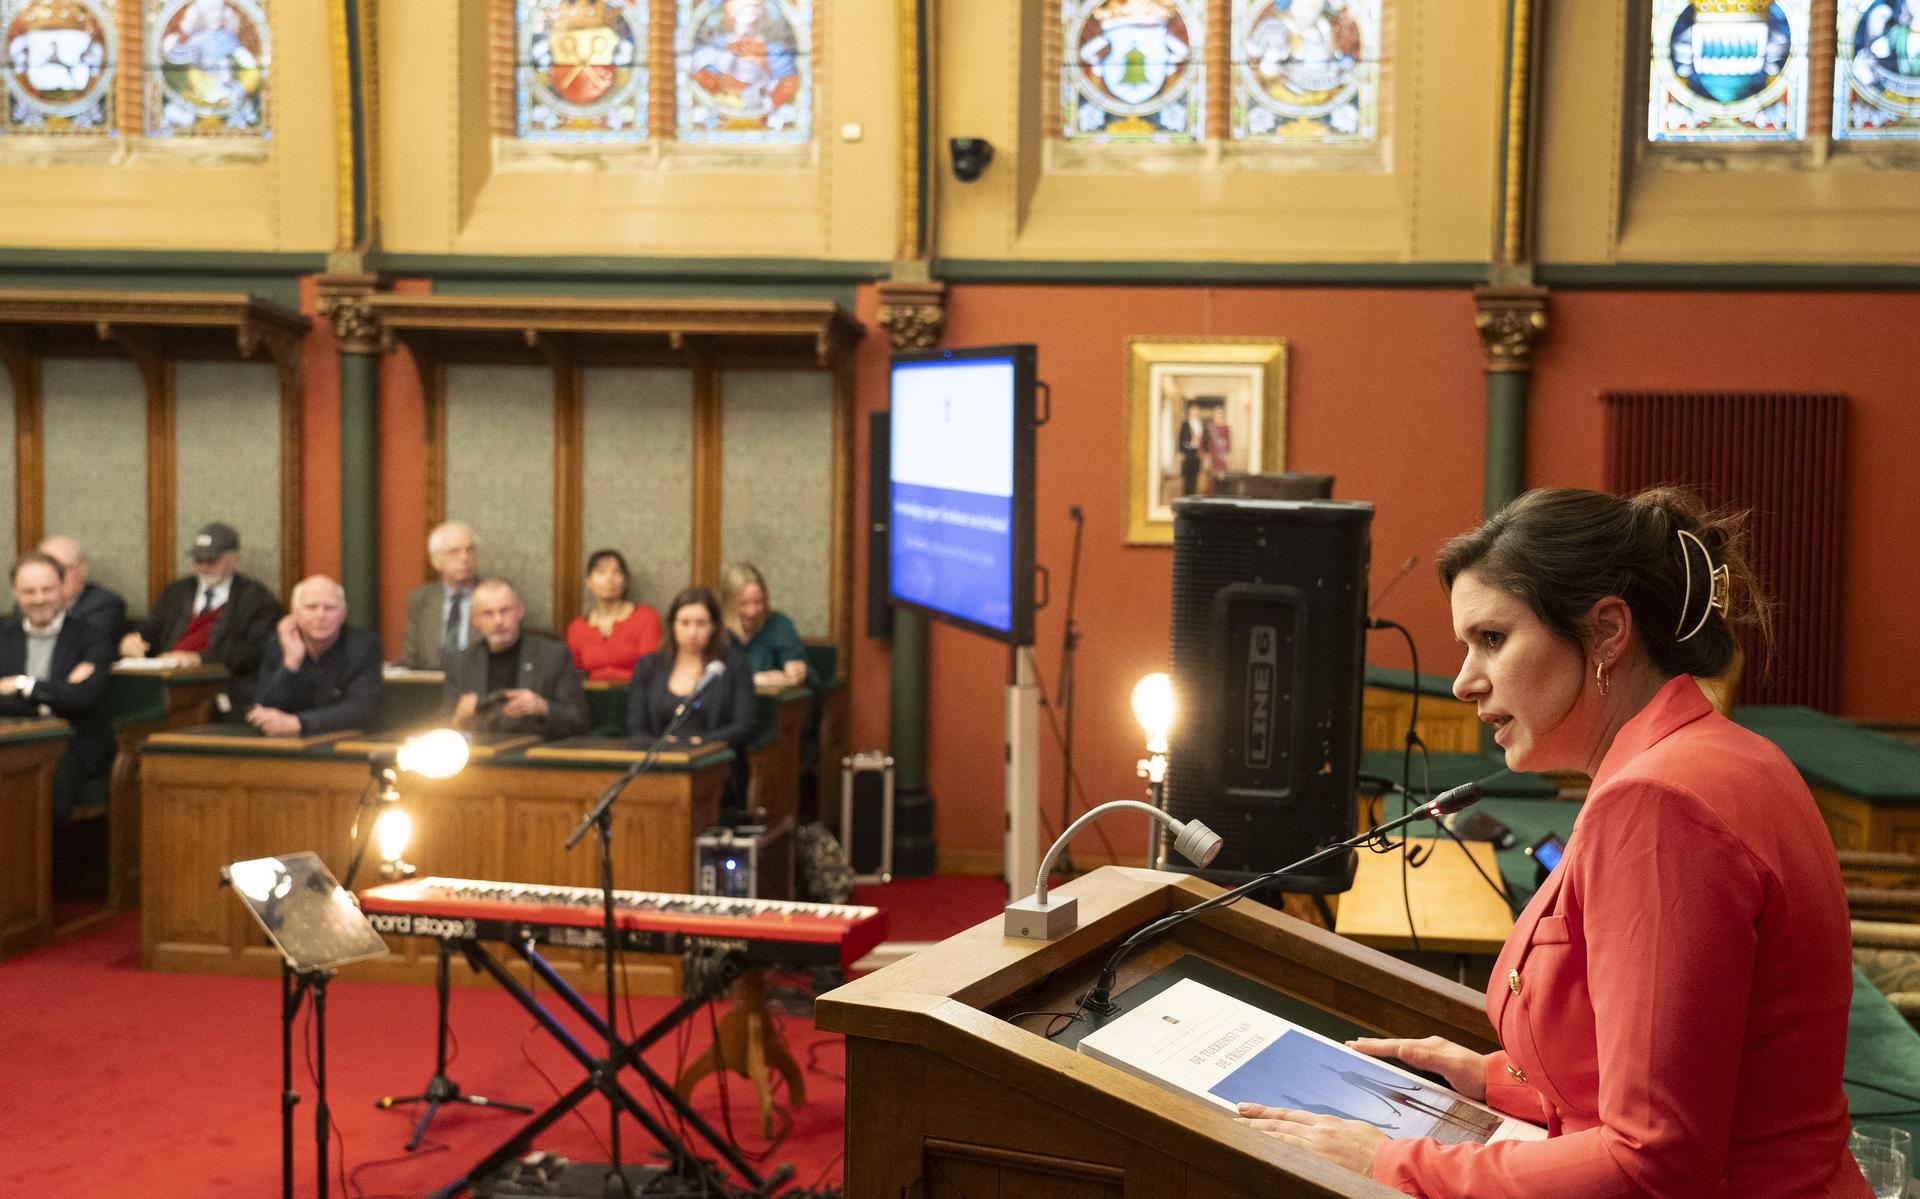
1235;1105;1386;1175
1347;1036;1486;1100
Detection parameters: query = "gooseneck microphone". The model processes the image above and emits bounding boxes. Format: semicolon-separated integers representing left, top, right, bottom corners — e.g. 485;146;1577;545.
674;659;726;717
1081;779;1487;1014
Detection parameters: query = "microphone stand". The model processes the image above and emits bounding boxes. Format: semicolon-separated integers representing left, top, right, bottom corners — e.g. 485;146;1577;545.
1083;782;1485;1014
1056;504;1085;875
562;686;713;1198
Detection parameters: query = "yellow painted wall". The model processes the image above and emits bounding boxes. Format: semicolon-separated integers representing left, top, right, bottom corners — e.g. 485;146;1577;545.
378;0;901;260
0;1;335;252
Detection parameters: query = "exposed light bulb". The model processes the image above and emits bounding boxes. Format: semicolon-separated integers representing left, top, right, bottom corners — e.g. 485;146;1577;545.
373;806;413;864
1132;672;1174;755
396;727;469;779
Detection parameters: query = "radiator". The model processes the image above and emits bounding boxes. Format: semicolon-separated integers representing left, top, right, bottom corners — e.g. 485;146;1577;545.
1601;391;1845;711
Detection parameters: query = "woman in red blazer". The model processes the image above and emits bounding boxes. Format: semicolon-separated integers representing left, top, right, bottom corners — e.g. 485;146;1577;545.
1239;487;1870;1198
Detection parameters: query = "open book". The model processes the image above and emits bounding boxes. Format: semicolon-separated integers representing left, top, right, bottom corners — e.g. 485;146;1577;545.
1078;978;1545;1146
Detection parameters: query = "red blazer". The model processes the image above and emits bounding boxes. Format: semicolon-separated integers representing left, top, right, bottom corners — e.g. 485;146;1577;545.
1373;676;1869;1198
565;606;661;682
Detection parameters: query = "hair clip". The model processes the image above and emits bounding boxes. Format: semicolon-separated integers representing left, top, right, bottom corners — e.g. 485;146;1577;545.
1675;528;1729;643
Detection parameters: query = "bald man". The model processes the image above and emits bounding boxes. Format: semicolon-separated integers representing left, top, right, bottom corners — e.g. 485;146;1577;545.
39;535;126;642
249;575;384;737
442;578;587;739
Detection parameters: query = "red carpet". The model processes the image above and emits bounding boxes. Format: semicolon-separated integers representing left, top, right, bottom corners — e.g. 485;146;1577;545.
0;875;1006;1198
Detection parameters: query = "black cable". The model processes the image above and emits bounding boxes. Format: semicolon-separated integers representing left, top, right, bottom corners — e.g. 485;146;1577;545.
1027;653;1121;865
1369;618;1428;952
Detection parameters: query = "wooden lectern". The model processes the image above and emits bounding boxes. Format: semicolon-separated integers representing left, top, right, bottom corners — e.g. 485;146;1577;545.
816;866;1502;1198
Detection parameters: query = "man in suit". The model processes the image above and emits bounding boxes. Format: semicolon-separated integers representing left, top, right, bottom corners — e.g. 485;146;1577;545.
249;575;383;737
119;521;282;715
39;535;126;643
0;553;116;826
444;578;588;739
399;520;478;669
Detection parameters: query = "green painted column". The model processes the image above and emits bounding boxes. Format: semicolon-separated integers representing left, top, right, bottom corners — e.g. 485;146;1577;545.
339;346;380;621
1483;368;1529;518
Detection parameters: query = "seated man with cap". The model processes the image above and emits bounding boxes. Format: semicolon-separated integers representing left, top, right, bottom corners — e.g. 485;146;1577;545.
39;535;126;643
0;553;116;831
120;521;282;714
444;578;588;739
248;575;383;737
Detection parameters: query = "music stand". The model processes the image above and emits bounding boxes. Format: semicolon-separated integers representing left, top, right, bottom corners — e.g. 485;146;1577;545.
225;852;389;1199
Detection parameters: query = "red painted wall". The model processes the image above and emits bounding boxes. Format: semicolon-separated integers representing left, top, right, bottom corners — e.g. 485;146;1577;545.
310;280;1920;865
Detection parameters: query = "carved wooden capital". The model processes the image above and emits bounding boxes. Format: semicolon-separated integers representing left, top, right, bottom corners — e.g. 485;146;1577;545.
1473;285;1549;373
875;280;947;351
316;274;385;354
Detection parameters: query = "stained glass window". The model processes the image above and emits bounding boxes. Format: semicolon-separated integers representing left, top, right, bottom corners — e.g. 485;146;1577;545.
144;0;268;136
1648;0;1809;142
675;0;811;144
1835;0;1920;139
1230;0;1378;143
2;0;117;134
516;0;648;142
1060;0;1204;144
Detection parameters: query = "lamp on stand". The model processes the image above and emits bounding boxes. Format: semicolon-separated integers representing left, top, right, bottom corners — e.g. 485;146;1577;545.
1132;672;1174;869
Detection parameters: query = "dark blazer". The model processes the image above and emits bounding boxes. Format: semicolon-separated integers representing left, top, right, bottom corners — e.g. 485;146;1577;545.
255;624;384;735
137;573;282;711
627;647;756;749
401;581;469;670
442;631;588;739
0;614;116;779
70;582;127;643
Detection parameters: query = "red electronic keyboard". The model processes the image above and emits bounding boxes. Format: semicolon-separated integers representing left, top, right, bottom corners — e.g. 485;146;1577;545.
358;876;888;971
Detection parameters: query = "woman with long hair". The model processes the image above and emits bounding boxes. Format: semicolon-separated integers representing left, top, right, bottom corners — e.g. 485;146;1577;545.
564;548;660;681
1239;487;1869;1198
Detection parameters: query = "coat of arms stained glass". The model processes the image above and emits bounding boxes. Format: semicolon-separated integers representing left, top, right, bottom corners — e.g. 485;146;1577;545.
516;0;648;142
1061;0;1204;144
1835;0;1920;138
1648;0;1809;142
675;0;810;144
144;0;268;136
1230;0;1378;144
2;0;116;134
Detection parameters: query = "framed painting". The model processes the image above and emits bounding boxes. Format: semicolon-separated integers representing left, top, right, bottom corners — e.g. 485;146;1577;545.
1125;337;1288;545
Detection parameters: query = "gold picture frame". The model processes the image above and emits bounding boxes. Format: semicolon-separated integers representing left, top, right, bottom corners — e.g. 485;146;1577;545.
1125;337;1289;545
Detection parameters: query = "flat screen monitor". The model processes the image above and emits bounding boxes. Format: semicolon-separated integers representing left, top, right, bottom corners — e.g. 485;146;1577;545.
887;344;1037;645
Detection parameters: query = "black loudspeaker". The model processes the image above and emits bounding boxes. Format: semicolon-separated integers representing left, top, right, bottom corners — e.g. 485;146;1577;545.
867;411;894;640
1165;496;1372;892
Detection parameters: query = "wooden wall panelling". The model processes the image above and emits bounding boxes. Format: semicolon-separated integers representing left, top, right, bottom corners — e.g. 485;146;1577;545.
0;334;39;555
275;347;305;597
691;354;724;589
546;339;584;625
424;356;448;572
101;328;177;608
830;353;853;663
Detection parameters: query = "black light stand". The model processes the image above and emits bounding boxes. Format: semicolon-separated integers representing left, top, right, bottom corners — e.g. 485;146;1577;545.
280;962;333;1199
1055;504;1086;875
376;939;533;1149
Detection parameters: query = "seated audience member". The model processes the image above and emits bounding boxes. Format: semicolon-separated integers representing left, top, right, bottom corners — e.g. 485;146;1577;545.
566;548;661;681
721;562;808;689
629;587;756;817
0;553;115;822
39;535;126;642
444;578;588;738
248;576;382;737
120;522;281;714
400;520;478;670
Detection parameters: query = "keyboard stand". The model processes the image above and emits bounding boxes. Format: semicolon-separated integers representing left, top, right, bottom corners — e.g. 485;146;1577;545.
427;936;789;1199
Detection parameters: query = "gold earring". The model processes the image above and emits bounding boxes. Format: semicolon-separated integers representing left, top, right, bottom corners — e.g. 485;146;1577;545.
1595;659;1610;697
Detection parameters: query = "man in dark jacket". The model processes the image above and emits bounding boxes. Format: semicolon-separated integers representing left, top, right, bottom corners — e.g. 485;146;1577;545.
0;553;116;818
443;578;588;739
119;521;281;714
249;575;382;737
39;535;126;643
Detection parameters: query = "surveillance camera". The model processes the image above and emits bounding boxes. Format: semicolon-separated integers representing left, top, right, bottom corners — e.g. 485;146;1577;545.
948;137;994;183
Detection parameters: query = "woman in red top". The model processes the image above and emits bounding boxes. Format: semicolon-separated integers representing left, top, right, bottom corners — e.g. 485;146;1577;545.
564;549;660;682
1238;487;1870;1198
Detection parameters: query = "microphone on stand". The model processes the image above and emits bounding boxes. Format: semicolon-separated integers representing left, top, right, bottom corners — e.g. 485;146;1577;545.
674;660;726;718
1080;779;1489;1013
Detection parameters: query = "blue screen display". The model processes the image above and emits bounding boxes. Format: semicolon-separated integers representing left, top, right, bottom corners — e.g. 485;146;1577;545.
889;355;1018;635
1531;835;1563;872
